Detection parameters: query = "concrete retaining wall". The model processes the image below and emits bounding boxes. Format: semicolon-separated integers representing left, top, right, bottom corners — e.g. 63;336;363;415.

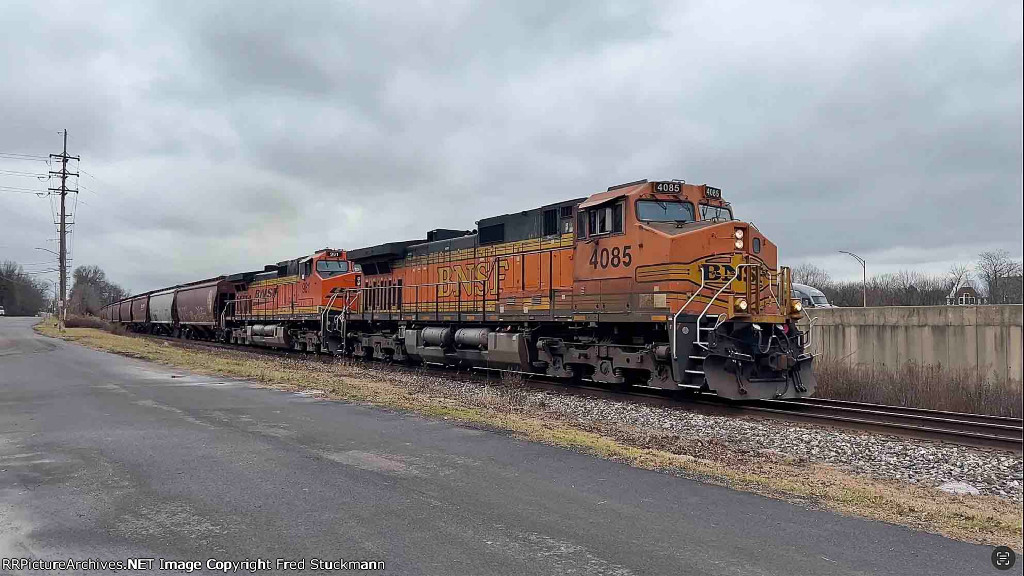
801;305;1023;381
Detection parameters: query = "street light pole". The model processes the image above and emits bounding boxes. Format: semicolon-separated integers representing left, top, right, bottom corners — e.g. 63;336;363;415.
34;249;61;316
839;251;867;307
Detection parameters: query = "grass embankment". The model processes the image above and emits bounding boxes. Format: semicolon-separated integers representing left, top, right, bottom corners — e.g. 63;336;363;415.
36;318;1023;550
817;360;1023;417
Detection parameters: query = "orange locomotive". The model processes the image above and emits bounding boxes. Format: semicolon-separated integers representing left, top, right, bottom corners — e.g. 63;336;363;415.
335;179;814;400
222;248;361;349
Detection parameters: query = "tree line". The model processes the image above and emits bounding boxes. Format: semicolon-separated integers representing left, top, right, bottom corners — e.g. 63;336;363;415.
67;265;130;316
793;249;1023;307
0;261;128;316
0;261;49;315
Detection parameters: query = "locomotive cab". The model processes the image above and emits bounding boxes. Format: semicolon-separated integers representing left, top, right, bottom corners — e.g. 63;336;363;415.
571;179;814;400
306;249;361;310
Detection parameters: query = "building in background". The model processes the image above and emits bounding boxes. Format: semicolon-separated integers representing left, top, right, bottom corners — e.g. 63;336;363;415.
946;285;985;305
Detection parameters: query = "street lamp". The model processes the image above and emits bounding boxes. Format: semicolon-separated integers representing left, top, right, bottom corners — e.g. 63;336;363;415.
35;248;64;327
839;251;867;307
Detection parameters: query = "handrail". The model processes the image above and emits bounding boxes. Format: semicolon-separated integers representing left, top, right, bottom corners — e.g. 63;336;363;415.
694;263;750;350
800;309;819;350
320;289;344;348
672;267;705;360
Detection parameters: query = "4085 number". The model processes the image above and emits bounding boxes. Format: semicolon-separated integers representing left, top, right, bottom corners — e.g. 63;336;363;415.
590;245;633;269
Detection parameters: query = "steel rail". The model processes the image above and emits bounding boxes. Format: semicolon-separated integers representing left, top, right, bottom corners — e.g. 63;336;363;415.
778;397;1023;425
748;398;1022;450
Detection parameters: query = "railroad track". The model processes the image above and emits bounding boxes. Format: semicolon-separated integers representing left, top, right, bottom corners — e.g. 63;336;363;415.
746;397;1023;451
135;333;1024;452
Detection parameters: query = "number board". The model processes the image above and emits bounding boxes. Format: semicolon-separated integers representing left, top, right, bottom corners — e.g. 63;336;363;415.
704;186;722;199
326;250;342;258
652;181;682;193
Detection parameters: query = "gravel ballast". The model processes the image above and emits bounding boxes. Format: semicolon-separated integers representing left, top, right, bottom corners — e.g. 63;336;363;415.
327;362;1023;502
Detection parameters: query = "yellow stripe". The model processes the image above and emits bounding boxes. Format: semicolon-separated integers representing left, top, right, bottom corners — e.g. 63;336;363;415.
251;275;300;287
402;233;574;266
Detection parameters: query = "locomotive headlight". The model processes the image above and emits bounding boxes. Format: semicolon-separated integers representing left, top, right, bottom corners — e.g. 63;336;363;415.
734;229;744;240
792;299;803;313
734;239;744;250
736;298;748;312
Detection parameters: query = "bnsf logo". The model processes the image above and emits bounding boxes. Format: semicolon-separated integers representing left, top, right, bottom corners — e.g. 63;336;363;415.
437;260;510;297
253;287;279;300
701;263;771;283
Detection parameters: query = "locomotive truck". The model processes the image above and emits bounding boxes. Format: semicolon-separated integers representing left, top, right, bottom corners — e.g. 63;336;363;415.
102;178;814;400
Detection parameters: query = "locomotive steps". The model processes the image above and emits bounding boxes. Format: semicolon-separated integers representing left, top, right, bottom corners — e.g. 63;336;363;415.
35;319;1024;551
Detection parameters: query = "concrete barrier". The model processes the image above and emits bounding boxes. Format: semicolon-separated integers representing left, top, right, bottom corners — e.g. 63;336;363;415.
801;305;1023;382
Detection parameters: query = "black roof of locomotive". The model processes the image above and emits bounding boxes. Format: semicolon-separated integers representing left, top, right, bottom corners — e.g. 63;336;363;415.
475;197;585;246
349;197;587;264
347;239;425;262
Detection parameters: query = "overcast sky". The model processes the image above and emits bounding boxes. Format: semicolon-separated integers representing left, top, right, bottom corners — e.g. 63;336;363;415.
1;1;1021;294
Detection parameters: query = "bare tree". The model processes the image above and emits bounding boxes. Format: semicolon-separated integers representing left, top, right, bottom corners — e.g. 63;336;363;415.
946;262;971;292
0;261;49;315
976;250;1024;304
792;263;831;287
68;265;130;315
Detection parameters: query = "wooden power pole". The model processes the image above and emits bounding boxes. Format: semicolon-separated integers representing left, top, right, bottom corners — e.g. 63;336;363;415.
49;129;79;330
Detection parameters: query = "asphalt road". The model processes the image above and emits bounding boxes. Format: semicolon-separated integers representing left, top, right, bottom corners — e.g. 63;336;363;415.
0;317;1016;575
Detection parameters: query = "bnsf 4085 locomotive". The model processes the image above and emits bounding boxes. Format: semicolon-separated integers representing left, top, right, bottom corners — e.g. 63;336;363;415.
102;179;814;400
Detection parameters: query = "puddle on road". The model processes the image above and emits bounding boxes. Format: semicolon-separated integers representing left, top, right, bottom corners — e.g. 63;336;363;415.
132;399;212;428
317;450;416;475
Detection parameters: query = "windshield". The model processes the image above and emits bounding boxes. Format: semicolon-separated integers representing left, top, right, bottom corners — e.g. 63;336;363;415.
699;203;733;222
811;295;830;305
636;200;695;223
316;260;349;278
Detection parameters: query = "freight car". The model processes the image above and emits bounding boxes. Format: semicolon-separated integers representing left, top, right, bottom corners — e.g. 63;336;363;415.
102;179;814;400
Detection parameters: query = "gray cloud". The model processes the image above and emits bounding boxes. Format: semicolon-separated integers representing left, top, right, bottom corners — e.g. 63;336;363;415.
1;0;1020;294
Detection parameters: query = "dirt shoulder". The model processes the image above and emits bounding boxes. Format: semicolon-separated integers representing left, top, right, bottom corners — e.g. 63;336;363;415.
35;320;1023;550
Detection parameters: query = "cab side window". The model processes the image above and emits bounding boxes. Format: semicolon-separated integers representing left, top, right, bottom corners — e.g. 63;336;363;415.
576;211;587;239
588;202;623;236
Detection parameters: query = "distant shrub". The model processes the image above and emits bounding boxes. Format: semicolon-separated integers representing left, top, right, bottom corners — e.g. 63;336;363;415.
816;359;1022;417
64;314;110;330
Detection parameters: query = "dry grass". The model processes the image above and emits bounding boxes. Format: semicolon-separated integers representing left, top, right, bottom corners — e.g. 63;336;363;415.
817;359;1023;417
34;319;1023;550
64;314;112;330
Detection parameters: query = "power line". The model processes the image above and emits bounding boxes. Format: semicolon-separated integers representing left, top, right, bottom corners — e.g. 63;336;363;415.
79;167;128;200
0;185;47;195
0;168;48;177
0;152;49;161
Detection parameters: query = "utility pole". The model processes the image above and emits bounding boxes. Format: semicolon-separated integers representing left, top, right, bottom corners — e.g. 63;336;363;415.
49;129;79;330
839;250;867;307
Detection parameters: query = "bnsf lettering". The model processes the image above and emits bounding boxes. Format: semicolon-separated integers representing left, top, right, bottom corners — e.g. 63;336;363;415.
437;260;509;298
701;264;772;283
253;287;278;300
702;263;733;281
589;246;632;270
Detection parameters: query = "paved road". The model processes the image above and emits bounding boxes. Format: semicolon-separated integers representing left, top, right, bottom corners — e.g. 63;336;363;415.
0;317;1015;575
